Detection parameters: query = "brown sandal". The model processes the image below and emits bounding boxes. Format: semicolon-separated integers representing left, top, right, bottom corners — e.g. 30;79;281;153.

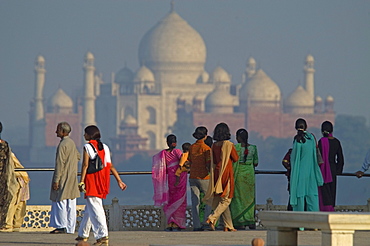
223;227;237;232
206;219;215;231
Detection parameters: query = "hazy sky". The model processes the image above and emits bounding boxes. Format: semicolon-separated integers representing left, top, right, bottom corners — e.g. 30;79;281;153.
1;0;369;139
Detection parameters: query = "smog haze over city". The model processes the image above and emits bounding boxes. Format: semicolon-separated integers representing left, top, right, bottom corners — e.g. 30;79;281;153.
0;1;369;205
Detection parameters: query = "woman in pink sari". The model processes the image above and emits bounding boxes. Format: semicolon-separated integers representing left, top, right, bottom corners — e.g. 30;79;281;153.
152;134;187;231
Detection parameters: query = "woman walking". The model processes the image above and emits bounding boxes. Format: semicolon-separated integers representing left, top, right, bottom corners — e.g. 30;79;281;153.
204;123;239;232
290;118;323;212
76;125;127;246
318;121;344;211
230;128;258;229
152;134;187;231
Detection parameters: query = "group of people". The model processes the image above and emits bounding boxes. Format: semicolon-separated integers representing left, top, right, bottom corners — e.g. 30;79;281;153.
2;116;370;242
152;122;258;232
283;118;344;214
36;122;126;246
150;118;348;232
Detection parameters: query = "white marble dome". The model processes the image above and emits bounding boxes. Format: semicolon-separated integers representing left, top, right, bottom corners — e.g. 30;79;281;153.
85;51;94;60
138;10;206;70
285;86;314;107
306;54;314;62
205;87;236;113
211;66;231;83
48;88;73;108
36;55;45;63
240;69;281;102
134;66;155;82
122;114;137;125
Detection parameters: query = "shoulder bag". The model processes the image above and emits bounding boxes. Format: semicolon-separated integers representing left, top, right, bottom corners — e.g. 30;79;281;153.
87;143;104;174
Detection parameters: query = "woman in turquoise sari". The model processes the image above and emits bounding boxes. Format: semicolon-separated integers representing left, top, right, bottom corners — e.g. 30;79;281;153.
230;129;258;229
290;118;323;212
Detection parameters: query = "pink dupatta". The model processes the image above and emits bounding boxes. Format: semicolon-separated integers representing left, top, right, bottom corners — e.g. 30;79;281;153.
152;150;168;206
319;135;333;184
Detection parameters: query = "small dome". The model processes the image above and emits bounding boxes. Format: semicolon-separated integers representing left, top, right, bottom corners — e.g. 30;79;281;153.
85;51;94;60
123;115;137;125
285;86;313;107
247;57;256;65
315;96;323;102
36;55;45;63
205;87;236;113
134;66;155;82
115;66;134;84
211;66;231;83
326;95;334;102
48;88;73;108
240;69;281;102
306;54;314;62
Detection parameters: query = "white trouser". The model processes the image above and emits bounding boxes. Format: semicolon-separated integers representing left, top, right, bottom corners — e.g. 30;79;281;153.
78;196;108;239
49;199;76;233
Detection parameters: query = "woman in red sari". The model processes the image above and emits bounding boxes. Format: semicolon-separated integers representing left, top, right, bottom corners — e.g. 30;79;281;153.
204;123;239;232
152;134;187;231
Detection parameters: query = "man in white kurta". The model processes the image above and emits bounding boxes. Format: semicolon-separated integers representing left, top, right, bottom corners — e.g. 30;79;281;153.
49;122;80;234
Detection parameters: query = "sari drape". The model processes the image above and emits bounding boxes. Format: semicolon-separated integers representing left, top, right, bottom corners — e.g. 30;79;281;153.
0;142;18;227
230;143;258;227
290;132;323;210
152;149;187;228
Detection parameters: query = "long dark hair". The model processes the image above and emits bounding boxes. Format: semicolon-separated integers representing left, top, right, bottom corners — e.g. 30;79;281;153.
85;125;103;150
236;128;249;162
166;134;177;150
321;121;333;137
204;136;213;148
213;122;231;141
294;118;307;143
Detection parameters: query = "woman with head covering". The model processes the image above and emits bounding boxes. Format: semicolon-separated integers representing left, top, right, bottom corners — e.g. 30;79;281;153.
318;121;344;211
152;134;187;231
290;118;323;212
230;128;258;230
204;123;239;232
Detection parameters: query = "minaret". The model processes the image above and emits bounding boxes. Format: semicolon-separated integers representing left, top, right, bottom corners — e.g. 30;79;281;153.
243;57;256;83
82;51;96;129
304;54;315;101
32;55;46;148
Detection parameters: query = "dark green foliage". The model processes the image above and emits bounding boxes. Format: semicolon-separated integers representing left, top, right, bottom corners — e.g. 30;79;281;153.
248;131;291;171
335;115;370;170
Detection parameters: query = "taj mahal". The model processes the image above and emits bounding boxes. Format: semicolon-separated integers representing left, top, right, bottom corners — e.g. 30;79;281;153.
29;7;335;164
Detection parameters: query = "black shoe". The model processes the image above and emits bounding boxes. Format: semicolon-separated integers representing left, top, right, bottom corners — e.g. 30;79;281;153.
248;224;256;230
193;227;204;231
172;227;181;232
50;228;66;234
164;227;172;232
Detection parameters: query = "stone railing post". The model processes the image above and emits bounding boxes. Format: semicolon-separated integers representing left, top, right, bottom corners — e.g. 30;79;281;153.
266;197;273;211
109;197;122;231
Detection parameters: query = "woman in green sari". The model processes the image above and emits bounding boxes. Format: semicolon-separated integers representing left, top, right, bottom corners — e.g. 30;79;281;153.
230;129;258;230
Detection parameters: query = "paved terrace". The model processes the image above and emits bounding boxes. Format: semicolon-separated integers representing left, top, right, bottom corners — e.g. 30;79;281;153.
0;230;370;246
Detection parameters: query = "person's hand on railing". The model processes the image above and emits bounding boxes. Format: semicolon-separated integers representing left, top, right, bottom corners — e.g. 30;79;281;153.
356;171;365;178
